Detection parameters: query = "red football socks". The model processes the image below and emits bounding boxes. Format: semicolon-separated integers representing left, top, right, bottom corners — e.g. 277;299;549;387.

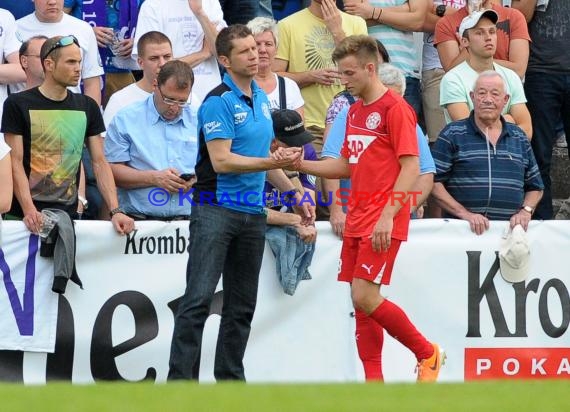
369;299;433;361
355;309;384;381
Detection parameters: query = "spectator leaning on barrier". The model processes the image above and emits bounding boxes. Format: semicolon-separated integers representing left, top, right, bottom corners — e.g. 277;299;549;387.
104;31;174;129
439;9;532;139
104;60;198;221
1;35;134;235
431;71;543;235
168;25;314;382
295;35;444;382
523;1;570;220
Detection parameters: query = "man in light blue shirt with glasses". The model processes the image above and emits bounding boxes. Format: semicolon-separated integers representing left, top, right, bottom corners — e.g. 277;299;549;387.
105;60;198;220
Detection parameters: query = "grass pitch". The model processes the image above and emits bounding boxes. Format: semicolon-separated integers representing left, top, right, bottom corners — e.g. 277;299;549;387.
2;381;569;412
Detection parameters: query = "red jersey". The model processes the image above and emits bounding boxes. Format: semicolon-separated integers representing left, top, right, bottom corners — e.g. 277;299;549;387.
434;4;530;62
340;89;418;241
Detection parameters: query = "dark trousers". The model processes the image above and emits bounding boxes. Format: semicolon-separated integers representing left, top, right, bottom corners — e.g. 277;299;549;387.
219;0;259;25
168;204;266;381
524;71;570;219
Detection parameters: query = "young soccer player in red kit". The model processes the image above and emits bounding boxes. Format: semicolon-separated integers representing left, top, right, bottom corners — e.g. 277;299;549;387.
293;35;445;382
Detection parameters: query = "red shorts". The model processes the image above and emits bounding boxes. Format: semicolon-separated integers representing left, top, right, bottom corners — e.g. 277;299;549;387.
337;236;402;285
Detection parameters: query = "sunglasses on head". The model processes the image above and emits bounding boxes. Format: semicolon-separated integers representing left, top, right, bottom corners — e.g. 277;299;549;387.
41;35;80;60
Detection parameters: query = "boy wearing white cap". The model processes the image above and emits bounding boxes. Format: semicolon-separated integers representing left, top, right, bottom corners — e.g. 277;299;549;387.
434;0;529;78
439;9;532;139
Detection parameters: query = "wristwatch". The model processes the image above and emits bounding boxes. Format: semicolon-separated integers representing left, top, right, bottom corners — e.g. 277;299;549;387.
109;207;124;218
521;205;534;215
78;195;88;210
436;4;447;17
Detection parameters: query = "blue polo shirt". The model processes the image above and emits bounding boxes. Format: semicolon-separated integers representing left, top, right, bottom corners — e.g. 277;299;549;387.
194;73;273;214
105;94;198;217
432;113;544;220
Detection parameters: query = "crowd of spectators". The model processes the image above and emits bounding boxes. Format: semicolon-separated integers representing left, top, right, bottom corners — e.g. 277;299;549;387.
0;0;567;226
0;0;568;383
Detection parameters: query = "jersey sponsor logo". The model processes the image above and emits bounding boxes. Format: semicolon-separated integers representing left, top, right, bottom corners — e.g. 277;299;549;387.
234;112;247;124
365;112;381;130
346;134;376;164
261;102;271;119
203;121;222;134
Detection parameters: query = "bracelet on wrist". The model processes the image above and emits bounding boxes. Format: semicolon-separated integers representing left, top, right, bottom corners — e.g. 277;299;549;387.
377;8;383;22
371;7;377;20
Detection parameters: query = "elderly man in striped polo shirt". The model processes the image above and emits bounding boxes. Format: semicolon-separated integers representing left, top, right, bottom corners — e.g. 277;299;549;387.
431;70;543;235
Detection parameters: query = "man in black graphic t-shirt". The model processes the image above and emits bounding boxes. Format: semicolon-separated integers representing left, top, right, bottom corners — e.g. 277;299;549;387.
2;35;134;235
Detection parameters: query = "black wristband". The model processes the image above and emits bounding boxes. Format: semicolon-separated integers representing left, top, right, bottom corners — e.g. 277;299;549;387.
436;4;446;17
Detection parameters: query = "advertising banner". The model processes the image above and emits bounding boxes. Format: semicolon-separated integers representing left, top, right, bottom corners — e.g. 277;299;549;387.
0;219;568;383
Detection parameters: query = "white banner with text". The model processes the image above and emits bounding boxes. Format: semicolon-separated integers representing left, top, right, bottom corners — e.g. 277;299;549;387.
0;219;568;383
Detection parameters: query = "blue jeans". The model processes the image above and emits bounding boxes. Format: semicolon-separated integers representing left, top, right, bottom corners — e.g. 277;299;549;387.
168;204;267;381
404;76;424;130
218;0;259;25
81;148;102;220
524;71;570;219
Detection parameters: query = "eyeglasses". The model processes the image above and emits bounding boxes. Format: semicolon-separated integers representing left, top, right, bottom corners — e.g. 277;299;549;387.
157;87;189;107
24;54;41;58
41;35;80;60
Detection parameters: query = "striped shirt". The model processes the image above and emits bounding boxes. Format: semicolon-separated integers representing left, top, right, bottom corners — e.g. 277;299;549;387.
433;114;543;220
368;0;419;79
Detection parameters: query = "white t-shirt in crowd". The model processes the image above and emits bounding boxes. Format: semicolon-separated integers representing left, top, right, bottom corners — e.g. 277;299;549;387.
265;73;304;112
16;13;104;94
103;83;151;129
133;0;227;103
0;9;23;138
